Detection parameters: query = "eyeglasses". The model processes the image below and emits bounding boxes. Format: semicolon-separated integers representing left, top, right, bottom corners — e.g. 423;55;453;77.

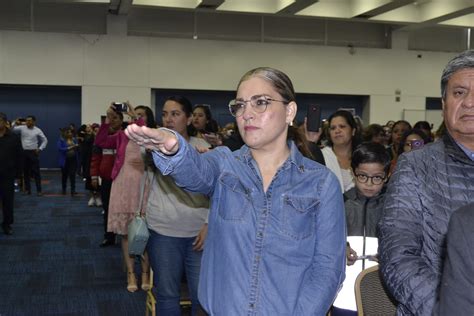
354;173;386;185
404;139;424;150
228;95;287;117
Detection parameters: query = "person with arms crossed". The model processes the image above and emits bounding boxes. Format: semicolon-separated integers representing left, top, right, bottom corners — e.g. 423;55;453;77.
379;49;474;315
126;67;346;315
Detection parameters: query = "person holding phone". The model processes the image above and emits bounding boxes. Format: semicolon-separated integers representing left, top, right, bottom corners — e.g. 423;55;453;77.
94;103;156;292
125;67;346;315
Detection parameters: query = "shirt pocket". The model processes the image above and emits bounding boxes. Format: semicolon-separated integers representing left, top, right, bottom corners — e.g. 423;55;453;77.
280;195;319;240
217;172;251;221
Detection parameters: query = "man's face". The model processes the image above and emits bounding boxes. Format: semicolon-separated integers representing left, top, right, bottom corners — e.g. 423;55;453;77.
443;68;474;145
26;117;35;128
0;117;6;130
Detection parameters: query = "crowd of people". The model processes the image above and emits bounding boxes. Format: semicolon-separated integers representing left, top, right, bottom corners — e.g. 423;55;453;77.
0;49;473;315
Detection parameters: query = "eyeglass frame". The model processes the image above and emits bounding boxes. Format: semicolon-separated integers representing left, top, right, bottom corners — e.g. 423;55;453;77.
228;94;288;117
353;173;387;185
404;139;424;149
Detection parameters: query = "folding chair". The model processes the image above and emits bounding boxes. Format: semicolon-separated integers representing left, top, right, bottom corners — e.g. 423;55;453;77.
145;268;193;316
354;265;397;316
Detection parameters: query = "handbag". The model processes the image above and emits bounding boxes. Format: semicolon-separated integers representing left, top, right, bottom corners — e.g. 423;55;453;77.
128;171;152;256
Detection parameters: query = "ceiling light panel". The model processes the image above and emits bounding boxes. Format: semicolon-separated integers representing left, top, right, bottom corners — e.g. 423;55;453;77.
217;0;296;14
350;0;393;17
369;3;420;23
439;13;474;27
417;0;473;22
296;0;353;19
133;0;201;9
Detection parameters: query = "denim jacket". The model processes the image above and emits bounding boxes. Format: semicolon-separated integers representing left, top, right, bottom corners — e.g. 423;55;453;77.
153;130;346;316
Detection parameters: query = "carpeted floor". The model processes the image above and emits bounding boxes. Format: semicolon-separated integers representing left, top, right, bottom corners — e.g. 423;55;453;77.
0;171;149;316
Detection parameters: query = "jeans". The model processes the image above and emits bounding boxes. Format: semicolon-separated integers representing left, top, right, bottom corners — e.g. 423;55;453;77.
147;230;202;316
23;150;41;193
61;156;77;193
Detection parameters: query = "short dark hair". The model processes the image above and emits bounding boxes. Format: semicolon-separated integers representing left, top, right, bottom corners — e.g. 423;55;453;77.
351;142;391;174
441;50;474;100
26;115;36;121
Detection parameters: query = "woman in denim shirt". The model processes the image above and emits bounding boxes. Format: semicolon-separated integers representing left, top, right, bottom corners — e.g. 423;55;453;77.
126;67;346;315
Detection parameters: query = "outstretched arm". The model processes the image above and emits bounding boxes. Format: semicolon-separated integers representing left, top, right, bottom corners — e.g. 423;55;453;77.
125;124;179;155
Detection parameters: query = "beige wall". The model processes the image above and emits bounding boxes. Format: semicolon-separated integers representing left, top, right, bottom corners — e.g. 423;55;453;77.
0;30;456;124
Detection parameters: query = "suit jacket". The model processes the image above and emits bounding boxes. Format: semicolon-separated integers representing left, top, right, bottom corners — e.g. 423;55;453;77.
437;203;474;315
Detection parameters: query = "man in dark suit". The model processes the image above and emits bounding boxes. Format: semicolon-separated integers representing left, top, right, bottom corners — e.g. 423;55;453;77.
0;112;22;235
437;203;474;315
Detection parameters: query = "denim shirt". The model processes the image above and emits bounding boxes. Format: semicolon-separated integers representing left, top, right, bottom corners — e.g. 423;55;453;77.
153;130;346;316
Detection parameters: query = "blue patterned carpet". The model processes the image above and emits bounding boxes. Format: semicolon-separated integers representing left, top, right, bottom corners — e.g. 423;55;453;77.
0;171;148;315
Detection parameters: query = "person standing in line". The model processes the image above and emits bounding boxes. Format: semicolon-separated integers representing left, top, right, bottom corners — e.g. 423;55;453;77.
378;49;474;315
94;104;156;293
90;110;124;247
0;113;22;235
57;128;80;196
13;115;48;196
126;67;346;315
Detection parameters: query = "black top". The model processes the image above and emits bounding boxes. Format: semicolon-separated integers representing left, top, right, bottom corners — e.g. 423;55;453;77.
0;129;22;178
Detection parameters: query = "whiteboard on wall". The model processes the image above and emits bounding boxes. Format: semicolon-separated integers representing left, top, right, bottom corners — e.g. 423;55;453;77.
403;109;426;125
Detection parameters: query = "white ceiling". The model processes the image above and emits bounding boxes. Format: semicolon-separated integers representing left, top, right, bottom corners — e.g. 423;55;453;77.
0;0;472;52
124;0;473;28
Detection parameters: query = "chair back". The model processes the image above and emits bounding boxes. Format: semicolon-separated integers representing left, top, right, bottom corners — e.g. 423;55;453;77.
354;265;397;316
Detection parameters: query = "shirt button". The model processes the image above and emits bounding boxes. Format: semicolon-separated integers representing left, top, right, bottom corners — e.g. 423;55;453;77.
257;232;263;237
249;303;255;308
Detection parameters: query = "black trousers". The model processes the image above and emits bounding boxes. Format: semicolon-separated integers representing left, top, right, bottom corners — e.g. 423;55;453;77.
23;150;42;193
0;176;14;226
61;156;77;193
100;179;115;241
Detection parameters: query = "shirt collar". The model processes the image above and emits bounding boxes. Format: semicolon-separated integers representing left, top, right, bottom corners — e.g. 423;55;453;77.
455;140;474;161
238;141;305;171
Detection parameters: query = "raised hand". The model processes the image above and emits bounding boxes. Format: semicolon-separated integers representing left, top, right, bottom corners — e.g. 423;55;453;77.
125;124;179;155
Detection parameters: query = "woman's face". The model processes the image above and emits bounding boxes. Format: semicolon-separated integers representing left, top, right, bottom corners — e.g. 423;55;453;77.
371;131;385;144
235;76;295;150
329;116;354;146
391;122;410;146
135;108;148;124
85;125;93;134
162;100;191;137
192;107;208;131
108;111;123;131
403;133;424;153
